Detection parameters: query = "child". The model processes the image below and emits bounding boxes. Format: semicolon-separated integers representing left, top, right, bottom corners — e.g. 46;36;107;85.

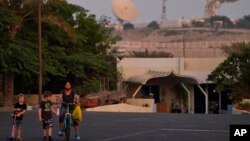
9;94;27;141
39;91;56;141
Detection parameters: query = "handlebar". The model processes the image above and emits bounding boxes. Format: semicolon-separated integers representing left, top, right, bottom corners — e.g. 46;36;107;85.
60;102;75;106
11;111;19;116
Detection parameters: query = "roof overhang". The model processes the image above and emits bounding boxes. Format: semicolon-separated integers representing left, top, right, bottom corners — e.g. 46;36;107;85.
125;70;199;85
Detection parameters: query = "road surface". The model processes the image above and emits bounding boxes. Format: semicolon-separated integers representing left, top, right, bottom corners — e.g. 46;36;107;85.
0;111;249;141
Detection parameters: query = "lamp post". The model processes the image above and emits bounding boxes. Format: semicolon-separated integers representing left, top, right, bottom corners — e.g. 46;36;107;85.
38;0;42;102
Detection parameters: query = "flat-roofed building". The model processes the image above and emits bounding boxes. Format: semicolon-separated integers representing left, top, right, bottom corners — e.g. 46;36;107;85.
117;57;230;114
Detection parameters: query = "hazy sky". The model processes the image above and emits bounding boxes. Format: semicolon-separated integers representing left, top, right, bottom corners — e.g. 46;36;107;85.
68;0;250;23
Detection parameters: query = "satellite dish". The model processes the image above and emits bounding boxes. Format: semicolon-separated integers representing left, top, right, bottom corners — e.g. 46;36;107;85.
112;0;138;22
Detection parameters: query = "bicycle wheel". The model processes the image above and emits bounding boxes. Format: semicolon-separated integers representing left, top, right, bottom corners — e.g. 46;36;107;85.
65;114;71;141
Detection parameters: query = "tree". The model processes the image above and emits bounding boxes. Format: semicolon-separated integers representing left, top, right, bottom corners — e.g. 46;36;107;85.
1;0;118;106
191;21;205;27
0;0;78;106
206;15;234;28
207;42;250;103
0;2;38;106
237;15;250;29
30;2;117;96
147;21;159;30
123;23;134;30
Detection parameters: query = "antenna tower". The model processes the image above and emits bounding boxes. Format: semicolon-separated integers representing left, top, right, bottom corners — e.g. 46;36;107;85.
161;0;167;24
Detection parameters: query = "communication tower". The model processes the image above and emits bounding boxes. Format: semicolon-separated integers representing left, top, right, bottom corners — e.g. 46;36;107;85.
161;0;167;24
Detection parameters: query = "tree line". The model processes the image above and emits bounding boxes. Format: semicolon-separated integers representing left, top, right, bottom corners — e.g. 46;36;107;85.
0;0;118;106
123;15;250;30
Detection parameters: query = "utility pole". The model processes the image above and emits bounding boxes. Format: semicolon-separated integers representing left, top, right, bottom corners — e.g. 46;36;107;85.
38;0;42;102
182;34;186;57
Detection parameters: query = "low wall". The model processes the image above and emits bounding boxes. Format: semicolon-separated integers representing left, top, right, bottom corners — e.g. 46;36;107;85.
86;103;153;113
242;99;250;103
126;98;154;108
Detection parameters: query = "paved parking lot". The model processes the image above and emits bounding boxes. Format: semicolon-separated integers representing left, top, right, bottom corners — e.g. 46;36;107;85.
0;111;249;141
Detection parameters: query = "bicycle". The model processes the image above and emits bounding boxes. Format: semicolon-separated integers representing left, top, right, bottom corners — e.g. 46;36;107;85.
60;102;75;141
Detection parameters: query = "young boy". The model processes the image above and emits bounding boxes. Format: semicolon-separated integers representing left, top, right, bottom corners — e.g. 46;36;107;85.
9;94;27;141
39;91;56;141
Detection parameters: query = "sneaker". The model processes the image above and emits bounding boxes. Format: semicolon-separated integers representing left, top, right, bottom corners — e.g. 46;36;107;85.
75;134;80;140
57;130;63;136
7;136;15;140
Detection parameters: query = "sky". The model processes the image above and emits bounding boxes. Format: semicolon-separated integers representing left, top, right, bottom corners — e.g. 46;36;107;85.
67;0;250;23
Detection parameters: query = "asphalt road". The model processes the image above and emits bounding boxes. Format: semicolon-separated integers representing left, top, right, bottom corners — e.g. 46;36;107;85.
0;111;250;141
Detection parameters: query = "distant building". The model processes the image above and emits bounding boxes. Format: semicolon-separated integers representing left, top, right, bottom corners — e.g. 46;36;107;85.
117;57;231;114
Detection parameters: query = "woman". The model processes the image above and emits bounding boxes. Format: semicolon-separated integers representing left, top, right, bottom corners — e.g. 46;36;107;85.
57;81;80;140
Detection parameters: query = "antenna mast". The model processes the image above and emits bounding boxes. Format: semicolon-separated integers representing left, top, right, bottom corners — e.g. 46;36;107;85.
161;0;167;24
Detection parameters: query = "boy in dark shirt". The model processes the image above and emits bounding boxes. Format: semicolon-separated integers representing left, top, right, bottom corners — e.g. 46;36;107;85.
39;91;56;141
9;94;27;141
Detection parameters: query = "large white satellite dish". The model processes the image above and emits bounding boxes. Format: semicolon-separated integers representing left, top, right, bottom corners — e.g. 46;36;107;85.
112;0;138;22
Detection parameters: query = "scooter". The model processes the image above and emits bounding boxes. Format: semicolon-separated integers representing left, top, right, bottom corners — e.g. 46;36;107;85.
7;112;17;141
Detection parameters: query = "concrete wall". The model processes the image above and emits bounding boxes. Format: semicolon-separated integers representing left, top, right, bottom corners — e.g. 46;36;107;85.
118;58;180;79
126;98;154;108
86;103;153;113
183;58;225;71
114;40;248;57
118;57;225;83
242;99;250;103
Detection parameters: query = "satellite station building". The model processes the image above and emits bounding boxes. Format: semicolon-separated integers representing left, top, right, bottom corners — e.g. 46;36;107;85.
117;57;231;114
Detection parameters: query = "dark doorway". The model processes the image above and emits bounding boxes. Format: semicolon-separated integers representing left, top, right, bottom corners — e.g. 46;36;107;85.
141;85;160;103
151;85;160;103
194;85;205;113
207;84;232;111
141;85;150;98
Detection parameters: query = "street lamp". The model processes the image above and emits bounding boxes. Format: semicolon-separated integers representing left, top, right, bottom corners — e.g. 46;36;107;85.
38;0;42;102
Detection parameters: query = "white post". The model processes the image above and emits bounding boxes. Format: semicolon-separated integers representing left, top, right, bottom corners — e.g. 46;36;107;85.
132;85;142;99
181;83;191;114
197;85;208;114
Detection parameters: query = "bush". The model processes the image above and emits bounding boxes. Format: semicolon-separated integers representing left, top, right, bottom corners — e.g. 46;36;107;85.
237;15;250;29
236;102;250;112
147;21;159;30
123;23;135;30
206;15;234;28
191;21;205;27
